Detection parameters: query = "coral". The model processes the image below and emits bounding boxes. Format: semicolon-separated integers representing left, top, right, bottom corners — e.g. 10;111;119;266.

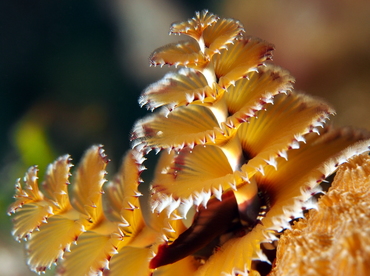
270;153;370;276
8;10;370;276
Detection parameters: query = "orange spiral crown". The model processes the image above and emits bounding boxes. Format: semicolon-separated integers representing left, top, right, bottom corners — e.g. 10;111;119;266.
8;10;370;276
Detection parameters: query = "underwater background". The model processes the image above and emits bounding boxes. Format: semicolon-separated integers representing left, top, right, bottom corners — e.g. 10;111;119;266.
1;0;370;275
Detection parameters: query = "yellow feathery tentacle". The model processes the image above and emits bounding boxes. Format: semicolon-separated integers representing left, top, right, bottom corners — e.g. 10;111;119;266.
71;145;109;225
139;68;214;111
203;17;245;58
224;64;294;128
213;38;274;89
170;10;219;43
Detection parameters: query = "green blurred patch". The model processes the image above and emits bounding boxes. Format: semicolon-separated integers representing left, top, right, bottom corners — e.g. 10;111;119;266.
0;115;57;268
1;116;56;223
13;117;56;176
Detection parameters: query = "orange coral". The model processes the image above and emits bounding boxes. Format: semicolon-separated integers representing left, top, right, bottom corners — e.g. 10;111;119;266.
8;10;370;276
270;153;370;276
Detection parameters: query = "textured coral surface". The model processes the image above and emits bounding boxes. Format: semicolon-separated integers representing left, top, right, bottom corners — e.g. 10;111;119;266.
270;153;370;276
